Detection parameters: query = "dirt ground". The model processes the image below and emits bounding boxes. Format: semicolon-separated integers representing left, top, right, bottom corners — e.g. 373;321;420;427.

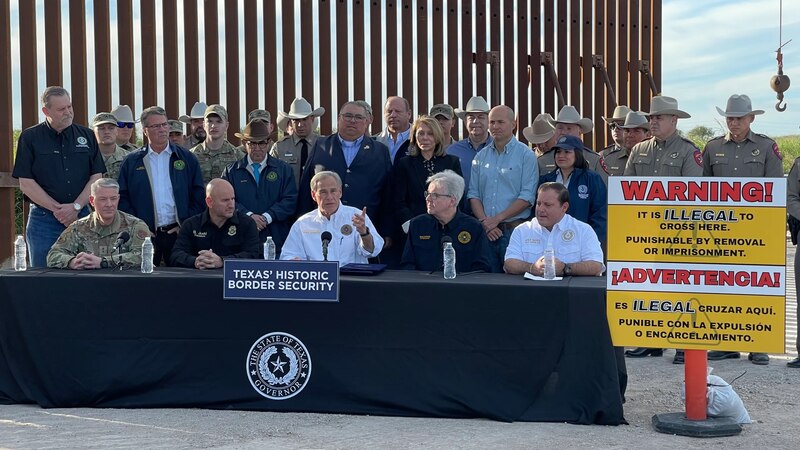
1;242;798;449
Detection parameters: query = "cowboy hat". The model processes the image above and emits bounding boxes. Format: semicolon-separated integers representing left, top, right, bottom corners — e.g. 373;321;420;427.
110;105;135;123
179;101;208;123
644;96;691;118
554;105;593;133
619;111;650;130
602;105;631;124
235;120;272;141
522;113;555;144
277;98;325;132
716;94;764;117
454;96;491;120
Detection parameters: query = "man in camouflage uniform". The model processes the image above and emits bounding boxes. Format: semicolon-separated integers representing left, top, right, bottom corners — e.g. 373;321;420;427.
601;111;650;176
92;112;130;180
191;104;244;185
47;178;150;269
704;94;783;365
168;119;187;148
623;96;702;365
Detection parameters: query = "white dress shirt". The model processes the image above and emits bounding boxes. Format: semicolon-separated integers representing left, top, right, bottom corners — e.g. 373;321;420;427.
280;203;384;265
504;213;605;270
145;145;177;227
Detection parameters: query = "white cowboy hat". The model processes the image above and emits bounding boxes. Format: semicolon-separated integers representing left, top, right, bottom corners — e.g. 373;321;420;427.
110;105;135;123
716;94;765;117
554;105;593;133
179;101;208;123
277;97;325;132
644;96;691;118
522;113;555;144
454;96;491;120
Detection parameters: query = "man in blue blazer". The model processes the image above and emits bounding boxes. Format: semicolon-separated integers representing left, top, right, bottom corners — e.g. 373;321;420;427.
297;101;393;244
118;106;205;266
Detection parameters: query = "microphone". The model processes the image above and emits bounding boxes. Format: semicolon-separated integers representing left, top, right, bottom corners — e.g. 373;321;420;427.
321;231;332;261
113;231;130;251
440;235;453;249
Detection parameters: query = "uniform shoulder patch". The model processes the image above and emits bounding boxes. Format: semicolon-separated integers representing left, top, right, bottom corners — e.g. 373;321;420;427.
772;142;783;161
693;149;703;167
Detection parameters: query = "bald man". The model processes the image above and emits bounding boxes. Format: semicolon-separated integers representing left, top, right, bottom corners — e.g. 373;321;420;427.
467;105;538;272
170;178;261;268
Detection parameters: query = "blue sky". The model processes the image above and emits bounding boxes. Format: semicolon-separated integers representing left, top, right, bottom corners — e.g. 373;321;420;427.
662;0;800;137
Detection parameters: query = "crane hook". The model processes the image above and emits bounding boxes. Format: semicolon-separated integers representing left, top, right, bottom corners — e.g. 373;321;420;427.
777;93;787;112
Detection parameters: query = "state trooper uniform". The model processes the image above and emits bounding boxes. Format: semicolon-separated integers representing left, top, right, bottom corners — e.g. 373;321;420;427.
600;146;628;177
702;131;783;178
624;131;703;177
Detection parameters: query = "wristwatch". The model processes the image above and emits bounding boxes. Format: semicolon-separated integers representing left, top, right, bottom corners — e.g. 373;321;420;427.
359;227;371;237
100;257;110;269
563;264;573;276
73;202;82;211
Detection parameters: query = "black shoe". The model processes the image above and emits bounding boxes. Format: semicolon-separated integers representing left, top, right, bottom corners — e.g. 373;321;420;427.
707;351;741;361
748;353;769;365
673;350;685;364
788;357;800;368
625;347;663;358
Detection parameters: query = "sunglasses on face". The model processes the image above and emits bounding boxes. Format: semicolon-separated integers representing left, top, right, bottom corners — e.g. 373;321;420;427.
117;122;135;129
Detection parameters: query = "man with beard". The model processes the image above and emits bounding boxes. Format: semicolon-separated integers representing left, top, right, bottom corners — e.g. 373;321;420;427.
169;178;261;268
179;101;208;148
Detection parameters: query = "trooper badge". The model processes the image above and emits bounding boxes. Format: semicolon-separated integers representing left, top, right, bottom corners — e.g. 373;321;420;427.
246;332;312;400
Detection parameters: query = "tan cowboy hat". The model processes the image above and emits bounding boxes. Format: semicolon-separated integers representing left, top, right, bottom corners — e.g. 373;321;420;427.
619;111;650;130
716;94;764;117
602;105;631;124
277;97;325;132
454;96;491;120
554;105;593;133
179;101;208;123
235;120;272;141
522;113;555;144
644;96;691;118
110;105;135;123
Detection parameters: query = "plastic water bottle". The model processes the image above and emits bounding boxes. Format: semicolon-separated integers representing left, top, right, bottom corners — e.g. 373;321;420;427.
264;236;276;260
543;246;556;280
443;242;456;279
141;237;154;273
14;235;27;271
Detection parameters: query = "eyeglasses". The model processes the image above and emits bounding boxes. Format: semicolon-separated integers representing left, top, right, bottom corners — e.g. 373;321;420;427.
609;123;619;130
246;141;270;148
340;113;367;122
117;122;135;129
424;191;454;200
145;122;170;129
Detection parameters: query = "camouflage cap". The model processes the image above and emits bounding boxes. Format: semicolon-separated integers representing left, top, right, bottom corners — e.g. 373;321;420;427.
429;104;454;119
204;104;229;121
92;112;118;128
248;109;271;123
168;119;184;134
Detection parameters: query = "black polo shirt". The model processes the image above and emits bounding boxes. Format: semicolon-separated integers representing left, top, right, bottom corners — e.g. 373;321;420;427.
169;210;262;268
12;121;105;205
401;211;492;273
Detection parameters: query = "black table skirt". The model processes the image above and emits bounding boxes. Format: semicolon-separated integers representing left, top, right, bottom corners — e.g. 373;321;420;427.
0;269;624;424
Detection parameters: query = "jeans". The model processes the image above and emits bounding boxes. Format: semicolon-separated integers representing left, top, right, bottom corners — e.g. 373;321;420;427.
488;230;511;273
26;204;89;268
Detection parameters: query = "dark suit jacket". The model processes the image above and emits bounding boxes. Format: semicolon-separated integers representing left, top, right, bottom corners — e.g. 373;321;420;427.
392;153;462;234
297;134;393;235
118;143;205;232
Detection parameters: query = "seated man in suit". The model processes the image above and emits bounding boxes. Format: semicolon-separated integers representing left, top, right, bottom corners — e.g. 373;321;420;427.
170;178;261;269
401;170;491;273
282;171;383;265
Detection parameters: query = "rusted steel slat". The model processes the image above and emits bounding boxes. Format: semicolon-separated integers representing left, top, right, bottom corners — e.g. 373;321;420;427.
335;0;349;104
282;0;296;104
163;0;179;118
386;1;398;96
140;0;157;108
543;0;554;115
497;0;509;108
556;0;568;107
300;0;315;103
641;0;652;109
224;0;240;138
94;0;112;112
581;0;593;138
369;0;383;129
446;0;459;109
629;0;641;109
401;0;413;101
183;1;200;108
416;0;429;114
515;1;528;138
607;0;617;116
474;0;486;98
352;0;365;101
529;0;542;119
592;0;605;150
618;0;629;108
652;0;662;94
432;0;445;104
459;0;472;118
69;1;88;125
318;0;332;134
243;0;258;113
569;0;580;107
204;0;219;103
263;0;278;122
44;0;62;86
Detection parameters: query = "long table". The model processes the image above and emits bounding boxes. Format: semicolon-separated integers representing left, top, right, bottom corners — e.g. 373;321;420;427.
0;268;624;424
